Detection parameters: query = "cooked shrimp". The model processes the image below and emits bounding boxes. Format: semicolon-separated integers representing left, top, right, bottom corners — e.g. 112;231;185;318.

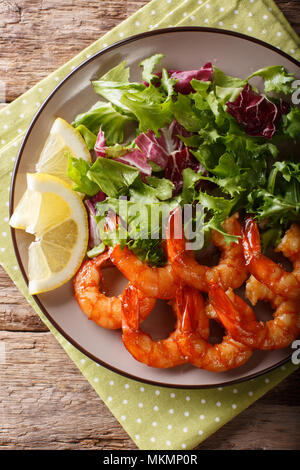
175;285;253;372
110;245;179;299
276;223;300;274
73;252;156;330
242;218;300;300
245;274;275;306
121;284;190;368
166;208;248;292
210;281;300;350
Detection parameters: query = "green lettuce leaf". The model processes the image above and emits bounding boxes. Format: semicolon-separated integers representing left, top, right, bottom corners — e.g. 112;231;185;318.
92;61;145;113
129;175;175;203
67;154;99;196
121;83;174;134
173;93;212;132
246;160;300;250
247;65;295;95
95;194;179;266
87;158;140;197
197;191;240;244
281;106;300;141
75;124;97;150
140;53;164;83
160;68;176;98
181;168;239;244
72;101;133;145
213;66;246;103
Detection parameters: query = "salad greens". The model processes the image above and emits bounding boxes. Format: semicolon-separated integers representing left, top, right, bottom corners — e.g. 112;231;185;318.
69;54;300;265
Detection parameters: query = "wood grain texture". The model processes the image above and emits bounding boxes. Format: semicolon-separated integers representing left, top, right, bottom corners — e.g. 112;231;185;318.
1;323;300;450
0;0;299;103
0;0;300;451
0;0;148;102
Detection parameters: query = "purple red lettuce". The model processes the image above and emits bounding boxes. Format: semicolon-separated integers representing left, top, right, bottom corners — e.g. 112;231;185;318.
94;126;106;158
168;62;214;94
91;191;106;205
95;120;203;195
145;62;213;95
84;200;102;249
116;149;152;177
136;120;202;193
165;147;203;194
226;84;290;139
94;126;151;176
135;120;191;169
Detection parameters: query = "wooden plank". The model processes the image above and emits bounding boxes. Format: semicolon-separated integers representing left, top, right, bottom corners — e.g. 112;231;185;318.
0;267;47;332
0;1;298;103
0;329;299;450
0;330;135;449
0;0;148;102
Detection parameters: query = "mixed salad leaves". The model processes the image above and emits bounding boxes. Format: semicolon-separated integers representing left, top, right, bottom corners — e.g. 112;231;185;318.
67;54;300;265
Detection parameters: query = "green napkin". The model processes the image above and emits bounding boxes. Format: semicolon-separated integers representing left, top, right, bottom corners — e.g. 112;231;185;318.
0;0;299;451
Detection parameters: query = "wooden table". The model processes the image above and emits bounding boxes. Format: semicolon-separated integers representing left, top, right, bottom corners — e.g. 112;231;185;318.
1;0;299;450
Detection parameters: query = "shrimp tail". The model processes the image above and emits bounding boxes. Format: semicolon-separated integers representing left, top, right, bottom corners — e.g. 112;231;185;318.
242;217;262;265
121;284;187;368
175;284;253;371
209;283;242;329
177;285;209;339
121;284;140;331
209;283;268;349
166;207;186;261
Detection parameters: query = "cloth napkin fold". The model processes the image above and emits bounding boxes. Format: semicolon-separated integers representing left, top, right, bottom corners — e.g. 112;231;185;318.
0;0;299;451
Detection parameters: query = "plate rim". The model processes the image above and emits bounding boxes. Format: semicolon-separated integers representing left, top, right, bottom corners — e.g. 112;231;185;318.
9;26;299;389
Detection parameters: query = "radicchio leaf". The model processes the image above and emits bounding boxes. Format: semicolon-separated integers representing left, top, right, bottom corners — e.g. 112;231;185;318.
165;148;203;194
94;125;106;157
168;62;213;94
135;120;191;169
85;200;102;248
91;191;106;205
145;63;214;95
116;149;152;176
135;130;169;169
136;119;203;193
94;126;151;176
226;84;290;139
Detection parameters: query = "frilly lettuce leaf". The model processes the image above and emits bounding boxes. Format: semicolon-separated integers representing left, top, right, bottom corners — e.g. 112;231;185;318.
281;106;300;141
247;65;295;95
72;101;133;145
67;154;99;196
140;53;164;83
87;157;140;197
121;84;174;135
92;61;145;113
75;124;97;150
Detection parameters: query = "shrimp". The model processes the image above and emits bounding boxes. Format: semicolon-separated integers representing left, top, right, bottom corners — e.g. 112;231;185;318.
73;252;156;330
110;245;179;299
242;218;300;300
245;274;275;307
166;208;248;292
121;284;193;368
175;285;253;372
210;281;300;350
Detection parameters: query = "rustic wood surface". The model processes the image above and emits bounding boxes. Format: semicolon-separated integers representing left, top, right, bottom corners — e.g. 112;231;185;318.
0;0;300;451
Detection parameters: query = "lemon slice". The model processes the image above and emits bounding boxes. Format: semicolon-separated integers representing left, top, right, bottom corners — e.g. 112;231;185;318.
35;117;91;185
10;173;88;295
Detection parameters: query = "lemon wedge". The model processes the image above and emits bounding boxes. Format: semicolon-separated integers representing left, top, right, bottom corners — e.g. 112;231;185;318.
10;173;88;295
35;117;91;185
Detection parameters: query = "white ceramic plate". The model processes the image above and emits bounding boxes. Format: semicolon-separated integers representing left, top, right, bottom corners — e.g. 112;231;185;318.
10;27;300;388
